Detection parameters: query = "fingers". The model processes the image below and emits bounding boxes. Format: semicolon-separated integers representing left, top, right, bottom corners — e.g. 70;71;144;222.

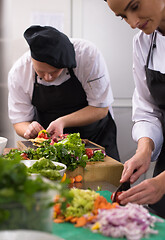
120;165;138;183
119;184;146;205
24;121;44;139
46;120;64;138
119;179;163;205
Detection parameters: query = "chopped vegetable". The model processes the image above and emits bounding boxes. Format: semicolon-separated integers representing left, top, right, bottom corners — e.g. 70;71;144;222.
74;175;83;183
53;188;164;240
4;133;105;171
93;203;164;239
69;175;83;184
0;154;71;230
27;157;63;181
61;173;66;183
38;130;50;139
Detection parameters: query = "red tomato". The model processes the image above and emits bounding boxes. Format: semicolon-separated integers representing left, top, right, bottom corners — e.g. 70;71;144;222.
111;191;122;204
38;132;45;138
85;148;94;159
20;153;29;160
111;192;115;202
38;132;49;139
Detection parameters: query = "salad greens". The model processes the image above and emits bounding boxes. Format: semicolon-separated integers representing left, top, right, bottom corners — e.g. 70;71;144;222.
0;155;72;231
4;133;105;171
64;188;99;218
27;157;63;181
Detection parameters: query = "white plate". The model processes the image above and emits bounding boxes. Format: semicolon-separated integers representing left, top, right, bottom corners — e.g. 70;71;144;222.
21;160;67;176
0;230;64;240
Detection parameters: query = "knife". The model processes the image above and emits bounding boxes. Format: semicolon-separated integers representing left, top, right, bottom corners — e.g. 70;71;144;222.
112;169;137;203
112;181;131;203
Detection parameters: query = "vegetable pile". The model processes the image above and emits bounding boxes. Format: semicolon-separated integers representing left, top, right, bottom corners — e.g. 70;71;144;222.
27;157;63;181
4;133;105;171
0;154;70;231
53;189;164;240
54;189;119;225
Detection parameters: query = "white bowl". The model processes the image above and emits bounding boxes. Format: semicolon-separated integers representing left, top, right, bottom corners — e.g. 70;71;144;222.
21;160;67;176
0;137;8;155
0;230;63;240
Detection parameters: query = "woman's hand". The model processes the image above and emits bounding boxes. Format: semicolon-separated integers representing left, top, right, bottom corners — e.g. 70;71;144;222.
24;121;44;139
46;118;64;138
120;137;154;184
118;174;165;205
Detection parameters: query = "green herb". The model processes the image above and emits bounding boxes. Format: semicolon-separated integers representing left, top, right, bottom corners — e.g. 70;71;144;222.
26;157;63;181
0;155;71;231
4;133;105;172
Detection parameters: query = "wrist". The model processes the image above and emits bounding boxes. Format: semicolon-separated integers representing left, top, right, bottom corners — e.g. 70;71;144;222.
155;172;165;195
136;137;154;157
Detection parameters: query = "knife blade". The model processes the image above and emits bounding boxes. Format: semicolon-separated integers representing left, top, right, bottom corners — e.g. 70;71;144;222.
112;169;137;203
112;181;131;203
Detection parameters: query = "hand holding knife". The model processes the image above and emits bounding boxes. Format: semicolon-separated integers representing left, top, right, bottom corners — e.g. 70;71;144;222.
111;169;137;204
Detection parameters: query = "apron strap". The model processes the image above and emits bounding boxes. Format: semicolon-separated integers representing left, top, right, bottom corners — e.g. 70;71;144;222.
146;31;157;67
68;68;75;78
35;72;38;83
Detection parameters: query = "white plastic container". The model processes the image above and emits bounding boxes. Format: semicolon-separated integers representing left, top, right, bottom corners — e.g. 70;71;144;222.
0;137;8;155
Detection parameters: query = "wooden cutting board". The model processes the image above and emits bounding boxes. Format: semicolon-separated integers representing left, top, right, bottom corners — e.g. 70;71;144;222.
17;140;123;187
17;139;105;151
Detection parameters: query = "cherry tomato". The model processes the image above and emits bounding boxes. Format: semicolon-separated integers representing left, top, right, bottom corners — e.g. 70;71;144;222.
85;148;94;159
38;132;45;138
20;153;29;160
111;192;115;202
111;191;122;204
38;130;49;139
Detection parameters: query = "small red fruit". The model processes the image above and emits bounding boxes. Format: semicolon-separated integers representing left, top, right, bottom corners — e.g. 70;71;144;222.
111;191;122;204
85;148;94;159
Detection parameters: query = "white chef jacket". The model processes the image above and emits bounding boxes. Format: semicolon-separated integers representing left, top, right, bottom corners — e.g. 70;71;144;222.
8;38;114;126
132;30;165;161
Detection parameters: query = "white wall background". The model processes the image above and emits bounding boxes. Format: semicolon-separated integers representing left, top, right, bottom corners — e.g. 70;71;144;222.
71;0;138;161
0;0;139;163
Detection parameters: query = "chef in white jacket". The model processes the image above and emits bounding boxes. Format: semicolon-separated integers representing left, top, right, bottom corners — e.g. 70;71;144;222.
8;25;120;161
104;0;165;217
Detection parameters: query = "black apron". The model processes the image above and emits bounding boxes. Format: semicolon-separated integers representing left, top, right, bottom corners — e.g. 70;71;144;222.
32;68;120;161
145;31;165;218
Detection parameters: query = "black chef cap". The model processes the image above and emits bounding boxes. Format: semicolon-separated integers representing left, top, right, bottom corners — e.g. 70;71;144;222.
24;25;76;69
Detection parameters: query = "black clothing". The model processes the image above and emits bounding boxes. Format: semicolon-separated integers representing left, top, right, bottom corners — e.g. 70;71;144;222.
32;69;120;161
24;25;76;69
145;31;165;218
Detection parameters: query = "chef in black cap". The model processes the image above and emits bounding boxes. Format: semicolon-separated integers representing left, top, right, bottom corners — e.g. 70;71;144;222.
8;25;120;160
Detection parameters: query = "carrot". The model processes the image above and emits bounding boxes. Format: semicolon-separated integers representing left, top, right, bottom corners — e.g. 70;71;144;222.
74;175;83;182
74;182;83;189
111;202;119;208
92;209;98;215
69;177;75;183
87;215;97;222
65;216;74;222
75;216;87;227
54;218;65;223
70;217;78;223
54;203;61;215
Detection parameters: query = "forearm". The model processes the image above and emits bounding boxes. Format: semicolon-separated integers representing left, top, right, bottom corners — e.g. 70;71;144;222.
13;122;31;138
136;137;154;158
60;106;109;128
155;171;165;195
